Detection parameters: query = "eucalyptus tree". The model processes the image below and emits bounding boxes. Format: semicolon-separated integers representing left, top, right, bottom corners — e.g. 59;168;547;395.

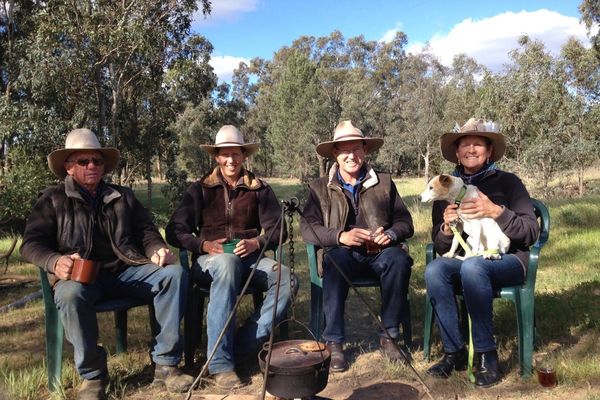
560;37;600;196
480;36;570;194
579;0;600;59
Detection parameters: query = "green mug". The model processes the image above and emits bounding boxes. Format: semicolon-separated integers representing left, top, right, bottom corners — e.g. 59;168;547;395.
222;238;241;254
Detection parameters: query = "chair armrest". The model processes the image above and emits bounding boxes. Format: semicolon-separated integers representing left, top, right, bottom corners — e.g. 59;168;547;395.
306;243;322;287
179;249;190;269
426;242;436;264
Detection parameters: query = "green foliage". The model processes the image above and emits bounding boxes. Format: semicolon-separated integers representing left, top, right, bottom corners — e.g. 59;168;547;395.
161;167;189;215
0;152;54;221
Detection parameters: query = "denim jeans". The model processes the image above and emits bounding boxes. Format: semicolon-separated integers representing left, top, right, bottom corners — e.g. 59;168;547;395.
193;253;291;374
424;255;524;353
53;263;188;380
321;246;413;343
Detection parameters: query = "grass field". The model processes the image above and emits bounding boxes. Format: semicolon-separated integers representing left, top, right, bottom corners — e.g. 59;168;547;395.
1;174;599;399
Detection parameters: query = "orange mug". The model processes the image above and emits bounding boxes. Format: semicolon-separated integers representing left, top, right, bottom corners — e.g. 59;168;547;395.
71;259;99;284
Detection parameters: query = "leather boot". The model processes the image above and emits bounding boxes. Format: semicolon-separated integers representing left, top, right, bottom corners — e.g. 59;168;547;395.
379;337;412;364
426;347;468;378
77;371;108;400
153;365;194;393
474;350;502;387
326;341;348;372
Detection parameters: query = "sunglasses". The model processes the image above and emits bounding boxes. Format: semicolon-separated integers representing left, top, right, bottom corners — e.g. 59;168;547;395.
67;158;105;167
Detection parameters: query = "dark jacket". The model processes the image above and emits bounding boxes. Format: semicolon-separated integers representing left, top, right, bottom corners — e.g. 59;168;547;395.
20;176;167;286
301;164;414;247
432;169;539;271
165;166;284;254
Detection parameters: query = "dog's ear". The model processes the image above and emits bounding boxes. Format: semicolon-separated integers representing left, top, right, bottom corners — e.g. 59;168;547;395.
439;174;451;187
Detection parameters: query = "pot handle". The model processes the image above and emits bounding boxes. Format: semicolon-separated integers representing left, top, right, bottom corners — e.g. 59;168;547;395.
284;346;306;355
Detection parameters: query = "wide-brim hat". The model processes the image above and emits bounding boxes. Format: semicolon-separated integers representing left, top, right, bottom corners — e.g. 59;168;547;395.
440;118;506;164
316;120;384;159
47;128;120;178
199;125;259;156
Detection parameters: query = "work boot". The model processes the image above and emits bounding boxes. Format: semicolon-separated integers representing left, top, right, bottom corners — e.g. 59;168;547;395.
211;370;244;390
426;347;468;378
379;337;411;364
153;364;194;393
474;350;502;387
326;341;348;372
77;372;108;400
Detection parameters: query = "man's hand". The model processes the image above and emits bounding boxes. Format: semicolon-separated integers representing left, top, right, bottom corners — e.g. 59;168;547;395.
460;190;503;219
234;238;260;258
54;253;81;280
339;227;372;247
202;238;227;255
371;226;392;246
151;247;176;267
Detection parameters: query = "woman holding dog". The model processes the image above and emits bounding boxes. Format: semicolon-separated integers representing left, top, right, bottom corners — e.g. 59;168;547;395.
424;118;539;387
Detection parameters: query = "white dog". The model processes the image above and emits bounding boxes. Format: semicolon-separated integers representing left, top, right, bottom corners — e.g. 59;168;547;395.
420;174;510;259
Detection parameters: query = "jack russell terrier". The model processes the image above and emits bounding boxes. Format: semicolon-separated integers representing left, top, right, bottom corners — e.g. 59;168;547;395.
420;174;510;259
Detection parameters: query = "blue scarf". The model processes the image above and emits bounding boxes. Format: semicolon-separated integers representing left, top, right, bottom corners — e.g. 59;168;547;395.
452;162;498;186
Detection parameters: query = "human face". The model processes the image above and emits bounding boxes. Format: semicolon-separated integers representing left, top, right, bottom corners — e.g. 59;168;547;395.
215;146;246;183
333;140;366;182
455;136;493;174
64;150;105;193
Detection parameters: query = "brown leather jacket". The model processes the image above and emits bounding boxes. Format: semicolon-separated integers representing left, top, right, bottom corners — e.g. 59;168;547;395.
301;164;414;248
165;167;284;254
20;176;167;286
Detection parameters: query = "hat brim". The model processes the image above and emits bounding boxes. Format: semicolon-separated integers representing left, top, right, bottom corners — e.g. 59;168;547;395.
439;131;506;164
47;148;120;179
199;143;259;156
316;137;384;159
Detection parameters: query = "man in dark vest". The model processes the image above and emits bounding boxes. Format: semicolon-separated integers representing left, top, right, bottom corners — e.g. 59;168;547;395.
301;120;414;372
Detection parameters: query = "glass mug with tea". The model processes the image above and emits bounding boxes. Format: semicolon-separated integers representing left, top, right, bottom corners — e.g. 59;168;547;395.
365;232;382;255
535;355;557;388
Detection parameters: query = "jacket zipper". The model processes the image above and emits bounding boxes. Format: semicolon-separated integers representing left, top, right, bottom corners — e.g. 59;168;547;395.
224;186;233;240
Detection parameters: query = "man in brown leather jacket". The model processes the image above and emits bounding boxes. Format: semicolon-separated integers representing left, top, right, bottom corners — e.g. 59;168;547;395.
301;120;414;372
165;125;291;390
20;128;193;400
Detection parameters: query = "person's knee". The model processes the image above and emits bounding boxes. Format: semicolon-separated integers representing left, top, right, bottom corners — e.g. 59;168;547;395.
54;280;86;306
208;254;242;283
323;247;351;272
162;263;188;282
460;257;487;287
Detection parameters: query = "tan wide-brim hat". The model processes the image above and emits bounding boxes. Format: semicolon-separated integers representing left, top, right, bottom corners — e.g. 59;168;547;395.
316;120;384;159
199;125;259;156
47;128;120;178
439;118;506;164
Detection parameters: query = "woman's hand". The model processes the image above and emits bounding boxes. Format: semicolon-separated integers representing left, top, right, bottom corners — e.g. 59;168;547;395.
460;190;504;219
441;204;459;234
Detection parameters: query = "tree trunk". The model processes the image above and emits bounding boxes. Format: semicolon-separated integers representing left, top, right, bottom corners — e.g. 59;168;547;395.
423;142;430;183
578;165;584;197
318;155;326;177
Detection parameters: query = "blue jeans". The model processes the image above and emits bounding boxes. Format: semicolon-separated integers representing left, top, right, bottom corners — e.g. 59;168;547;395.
424;255;524;353
193;253;291;374
321;246;413;343
53;263;188;380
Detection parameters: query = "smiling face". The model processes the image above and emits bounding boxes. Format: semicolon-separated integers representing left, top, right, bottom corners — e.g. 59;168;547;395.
214;146;246;184
64;150;105;193
333;140;366;183
455;135;493;174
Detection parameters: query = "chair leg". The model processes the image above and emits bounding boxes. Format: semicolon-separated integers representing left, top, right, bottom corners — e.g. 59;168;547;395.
310;282;324;340
423;294;434;361
519;293;535;377
45;304;64;391
114;310;128;354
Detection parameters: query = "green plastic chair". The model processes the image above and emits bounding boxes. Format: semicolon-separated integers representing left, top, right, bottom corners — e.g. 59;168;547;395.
422;198;550;376
180;249;290;368
38;268;157;391
306;243;412;346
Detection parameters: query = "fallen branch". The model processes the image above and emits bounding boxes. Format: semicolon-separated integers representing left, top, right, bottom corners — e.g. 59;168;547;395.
0;290;42;313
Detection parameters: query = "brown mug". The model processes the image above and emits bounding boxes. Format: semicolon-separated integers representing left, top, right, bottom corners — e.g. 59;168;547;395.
71;259;99;284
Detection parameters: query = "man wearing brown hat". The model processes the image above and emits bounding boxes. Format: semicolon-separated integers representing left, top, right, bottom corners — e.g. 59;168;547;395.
301;120;414;372
20;128;193;399
166;125;292;390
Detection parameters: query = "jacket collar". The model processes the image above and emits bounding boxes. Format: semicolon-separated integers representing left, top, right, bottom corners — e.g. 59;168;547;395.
201;166;262;190
64;176;121;204
327;163;379;189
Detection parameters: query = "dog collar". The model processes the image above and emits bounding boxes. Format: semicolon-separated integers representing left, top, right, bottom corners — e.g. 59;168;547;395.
454;185;467;206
